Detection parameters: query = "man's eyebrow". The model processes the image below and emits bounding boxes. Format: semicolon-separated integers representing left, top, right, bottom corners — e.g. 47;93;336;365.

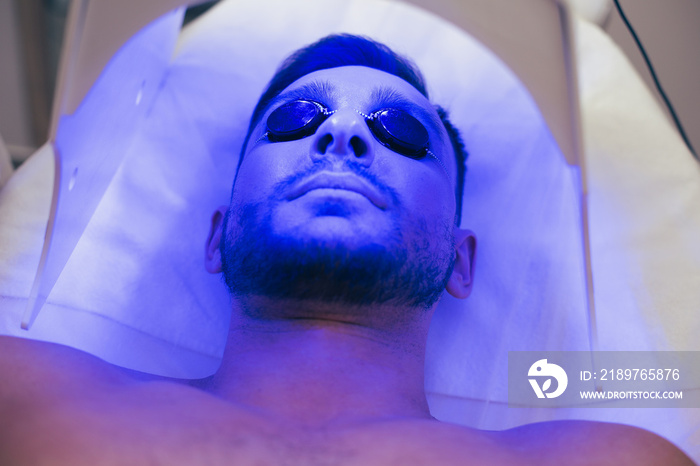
268;81;336;111
370;86;443;139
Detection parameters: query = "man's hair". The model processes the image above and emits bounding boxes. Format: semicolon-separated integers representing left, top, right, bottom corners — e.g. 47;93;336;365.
239;34;467;224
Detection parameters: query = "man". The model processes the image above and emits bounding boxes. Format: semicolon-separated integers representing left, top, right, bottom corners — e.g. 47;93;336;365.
0;34;693;465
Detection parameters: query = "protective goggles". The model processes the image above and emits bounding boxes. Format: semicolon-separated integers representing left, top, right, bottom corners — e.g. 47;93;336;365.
262;99;431;159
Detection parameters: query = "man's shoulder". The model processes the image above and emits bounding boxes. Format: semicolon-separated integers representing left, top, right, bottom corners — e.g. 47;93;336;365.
335;417;692;465
492;419;694;465
0;335;173;422
0;335;132;388
0;336;222;464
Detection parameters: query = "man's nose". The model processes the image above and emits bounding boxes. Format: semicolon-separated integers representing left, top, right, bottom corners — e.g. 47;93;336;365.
310;109;375;165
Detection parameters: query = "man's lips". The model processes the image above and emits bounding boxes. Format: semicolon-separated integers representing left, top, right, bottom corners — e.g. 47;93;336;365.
286;172;388;209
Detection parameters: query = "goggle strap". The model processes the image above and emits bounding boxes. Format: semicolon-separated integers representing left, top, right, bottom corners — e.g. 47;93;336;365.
426;149;450;180
355;109;373;119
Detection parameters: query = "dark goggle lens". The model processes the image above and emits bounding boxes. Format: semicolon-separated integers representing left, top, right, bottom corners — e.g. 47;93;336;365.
266;100;328;142
266;100;429;159
366;109;429;159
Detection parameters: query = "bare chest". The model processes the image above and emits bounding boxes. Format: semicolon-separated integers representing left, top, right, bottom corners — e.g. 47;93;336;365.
2;395;517;466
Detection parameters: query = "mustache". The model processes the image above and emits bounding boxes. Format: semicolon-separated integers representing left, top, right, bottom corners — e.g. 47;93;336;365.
272;159;400;207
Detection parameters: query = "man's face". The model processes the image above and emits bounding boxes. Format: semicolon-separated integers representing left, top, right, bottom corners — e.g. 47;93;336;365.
219;66;461;314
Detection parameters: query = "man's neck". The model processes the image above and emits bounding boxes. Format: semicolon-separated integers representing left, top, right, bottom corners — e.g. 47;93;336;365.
200;297;433;427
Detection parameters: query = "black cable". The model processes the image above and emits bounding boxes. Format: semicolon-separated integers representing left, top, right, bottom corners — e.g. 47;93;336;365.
612;0;698;161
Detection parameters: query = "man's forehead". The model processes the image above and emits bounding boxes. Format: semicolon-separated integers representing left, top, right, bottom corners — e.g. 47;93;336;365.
273;66;431;112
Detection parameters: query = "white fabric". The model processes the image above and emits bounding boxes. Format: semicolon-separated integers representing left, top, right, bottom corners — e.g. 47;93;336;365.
0;0;699;459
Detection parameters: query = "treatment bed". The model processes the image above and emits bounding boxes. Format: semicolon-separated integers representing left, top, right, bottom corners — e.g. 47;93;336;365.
1;0;699;460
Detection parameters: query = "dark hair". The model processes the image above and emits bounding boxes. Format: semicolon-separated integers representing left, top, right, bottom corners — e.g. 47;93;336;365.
239;34;467;224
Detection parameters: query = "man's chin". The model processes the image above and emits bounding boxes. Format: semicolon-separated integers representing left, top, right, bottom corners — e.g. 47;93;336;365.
223;235;405;305
221;200;452;313
272;216;389;249
271;201;391;243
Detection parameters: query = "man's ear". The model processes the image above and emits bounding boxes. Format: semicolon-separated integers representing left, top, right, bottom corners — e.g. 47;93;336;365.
205;206;228;274
446;228;476;299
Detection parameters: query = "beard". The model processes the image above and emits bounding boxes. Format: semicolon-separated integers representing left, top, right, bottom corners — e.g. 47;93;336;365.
220;167;456;314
